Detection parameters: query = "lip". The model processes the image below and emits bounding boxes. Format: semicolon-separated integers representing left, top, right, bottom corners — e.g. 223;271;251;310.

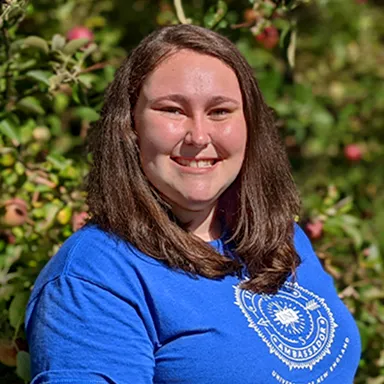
171;157;221;174
171;156;219;161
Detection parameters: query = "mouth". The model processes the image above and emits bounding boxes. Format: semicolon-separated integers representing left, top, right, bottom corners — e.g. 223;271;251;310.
171;157;220;168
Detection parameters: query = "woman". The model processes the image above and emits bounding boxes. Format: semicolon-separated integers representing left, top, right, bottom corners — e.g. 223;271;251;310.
25;24;361;384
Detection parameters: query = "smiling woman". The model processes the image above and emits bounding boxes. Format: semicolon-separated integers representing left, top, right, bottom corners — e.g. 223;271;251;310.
25;25;361;384
134;50;247;240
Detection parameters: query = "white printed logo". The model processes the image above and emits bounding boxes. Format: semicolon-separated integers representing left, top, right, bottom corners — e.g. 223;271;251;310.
234;282;337;370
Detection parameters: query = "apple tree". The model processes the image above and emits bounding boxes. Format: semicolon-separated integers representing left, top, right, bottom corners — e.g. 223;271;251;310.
1;0;383;382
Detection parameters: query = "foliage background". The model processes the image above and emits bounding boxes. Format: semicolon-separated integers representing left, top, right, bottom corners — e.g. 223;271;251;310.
0;0;383;382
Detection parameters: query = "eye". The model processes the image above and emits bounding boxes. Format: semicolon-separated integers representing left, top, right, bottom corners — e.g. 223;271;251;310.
159;107;183;115
209;108;231;118
212;109;229;115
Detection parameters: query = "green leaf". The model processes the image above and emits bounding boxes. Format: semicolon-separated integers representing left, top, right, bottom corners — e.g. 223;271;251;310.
72;83;81;104
63;38;90;55
81;42;97;60
78;73;96;88
72;82;89;105
19;118;37;144
0;119;20;146
16;351;31;382
46;153;70;170
36;203;62;232
51;34;66;51
312;106;334;130
10;59;37;73
17;96;45;115
294;84;314;104
26;70;51;86
323;217;344;236
23;36;49;54
53;93;70;114
10;38;26;53
203;0;228;29
356;321;373;352
49;73;67;92
15;161;25;175
9;292;30;329
3;245;22;268
342;224;363;250
74;106;99;122
340;213;359;226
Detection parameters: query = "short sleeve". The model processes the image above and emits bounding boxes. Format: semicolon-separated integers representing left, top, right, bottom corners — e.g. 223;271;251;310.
25;275;155;384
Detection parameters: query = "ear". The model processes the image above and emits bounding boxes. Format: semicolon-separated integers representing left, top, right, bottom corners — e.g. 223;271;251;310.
131;129;140;147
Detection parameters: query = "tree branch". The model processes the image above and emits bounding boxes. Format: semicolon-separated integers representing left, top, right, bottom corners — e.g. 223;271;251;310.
173;0;191;24
0;24;12;101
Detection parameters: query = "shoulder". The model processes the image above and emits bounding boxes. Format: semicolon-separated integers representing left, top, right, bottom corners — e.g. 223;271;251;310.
293;222;318;264
29;224;160;303
293;222;331;280
32;224;123;283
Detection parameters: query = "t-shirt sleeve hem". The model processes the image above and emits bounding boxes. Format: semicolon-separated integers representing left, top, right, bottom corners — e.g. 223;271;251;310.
30;370;117;384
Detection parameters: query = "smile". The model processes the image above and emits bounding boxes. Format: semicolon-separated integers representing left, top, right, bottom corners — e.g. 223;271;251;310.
171;157;220;168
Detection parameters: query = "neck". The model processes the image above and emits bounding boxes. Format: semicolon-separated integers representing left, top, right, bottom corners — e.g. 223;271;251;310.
171;204;222;242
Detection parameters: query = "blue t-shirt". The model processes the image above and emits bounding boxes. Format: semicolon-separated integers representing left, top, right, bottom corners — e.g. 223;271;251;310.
25;224;361;384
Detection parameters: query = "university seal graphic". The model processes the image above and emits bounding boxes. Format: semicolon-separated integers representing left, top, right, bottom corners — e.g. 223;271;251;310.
234;282;337;370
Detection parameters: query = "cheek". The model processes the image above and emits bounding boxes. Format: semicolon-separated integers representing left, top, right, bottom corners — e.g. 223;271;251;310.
219;118;247;156
137;114;184;160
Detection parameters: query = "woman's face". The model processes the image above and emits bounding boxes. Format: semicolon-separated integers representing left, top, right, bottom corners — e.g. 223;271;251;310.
134;50;247;215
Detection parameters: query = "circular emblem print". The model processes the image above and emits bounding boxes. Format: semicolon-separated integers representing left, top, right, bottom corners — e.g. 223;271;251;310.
234;282;338;370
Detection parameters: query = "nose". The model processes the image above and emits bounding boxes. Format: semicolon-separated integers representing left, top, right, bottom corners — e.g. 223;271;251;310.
183;117;211;148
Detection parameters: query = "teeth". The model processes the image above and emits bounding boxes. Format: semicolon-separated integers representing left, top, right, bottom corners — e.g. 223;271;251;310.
175;159;215;168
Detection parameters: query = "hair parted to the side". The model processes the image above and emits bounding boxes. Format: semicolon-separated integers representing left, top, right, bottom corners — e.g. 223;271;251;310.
86;24;301;294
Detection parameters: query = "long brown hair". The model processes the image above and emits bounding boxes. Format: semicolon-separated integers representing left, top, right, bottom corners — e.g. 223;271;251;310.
86;24;301;294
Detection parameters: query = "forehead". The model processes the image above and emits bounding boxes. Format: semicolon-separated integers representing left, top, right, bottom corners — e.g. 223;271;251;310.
141;50;242;99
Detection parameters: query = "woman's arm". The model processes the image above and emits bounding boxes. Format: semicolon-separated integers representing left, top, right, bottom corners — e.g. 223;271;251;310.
26;274;155;384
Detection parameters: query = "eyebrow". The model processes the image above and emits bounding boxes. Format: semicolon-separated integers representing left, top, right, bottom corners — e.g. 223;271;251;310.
148;94;240;106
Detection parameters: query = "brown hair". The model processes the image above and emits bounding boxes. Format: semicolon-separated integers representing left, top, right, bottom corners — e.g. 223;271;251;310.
86;24;301;294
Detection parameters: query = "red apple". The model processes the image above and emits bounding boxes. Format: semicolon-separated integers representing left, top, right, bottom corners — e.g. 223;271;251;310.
305;220;323;240
0;230;15;244
344;144;362;162
272;10;284;19
159;2;172;12
66;26;94;42
0;340;17;367
72;211;89;232
1;198;28;227
244;9;260;23
255;26;279;50
5;231;16;244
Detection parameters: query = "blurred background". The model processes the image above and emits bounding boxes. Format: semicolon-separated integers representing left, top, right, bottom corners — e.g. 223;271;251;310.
0;0;383;382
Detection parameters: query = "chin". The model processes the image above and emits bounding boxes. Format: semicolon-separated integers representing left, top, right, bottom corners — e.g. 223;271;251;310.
177;195;220;212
